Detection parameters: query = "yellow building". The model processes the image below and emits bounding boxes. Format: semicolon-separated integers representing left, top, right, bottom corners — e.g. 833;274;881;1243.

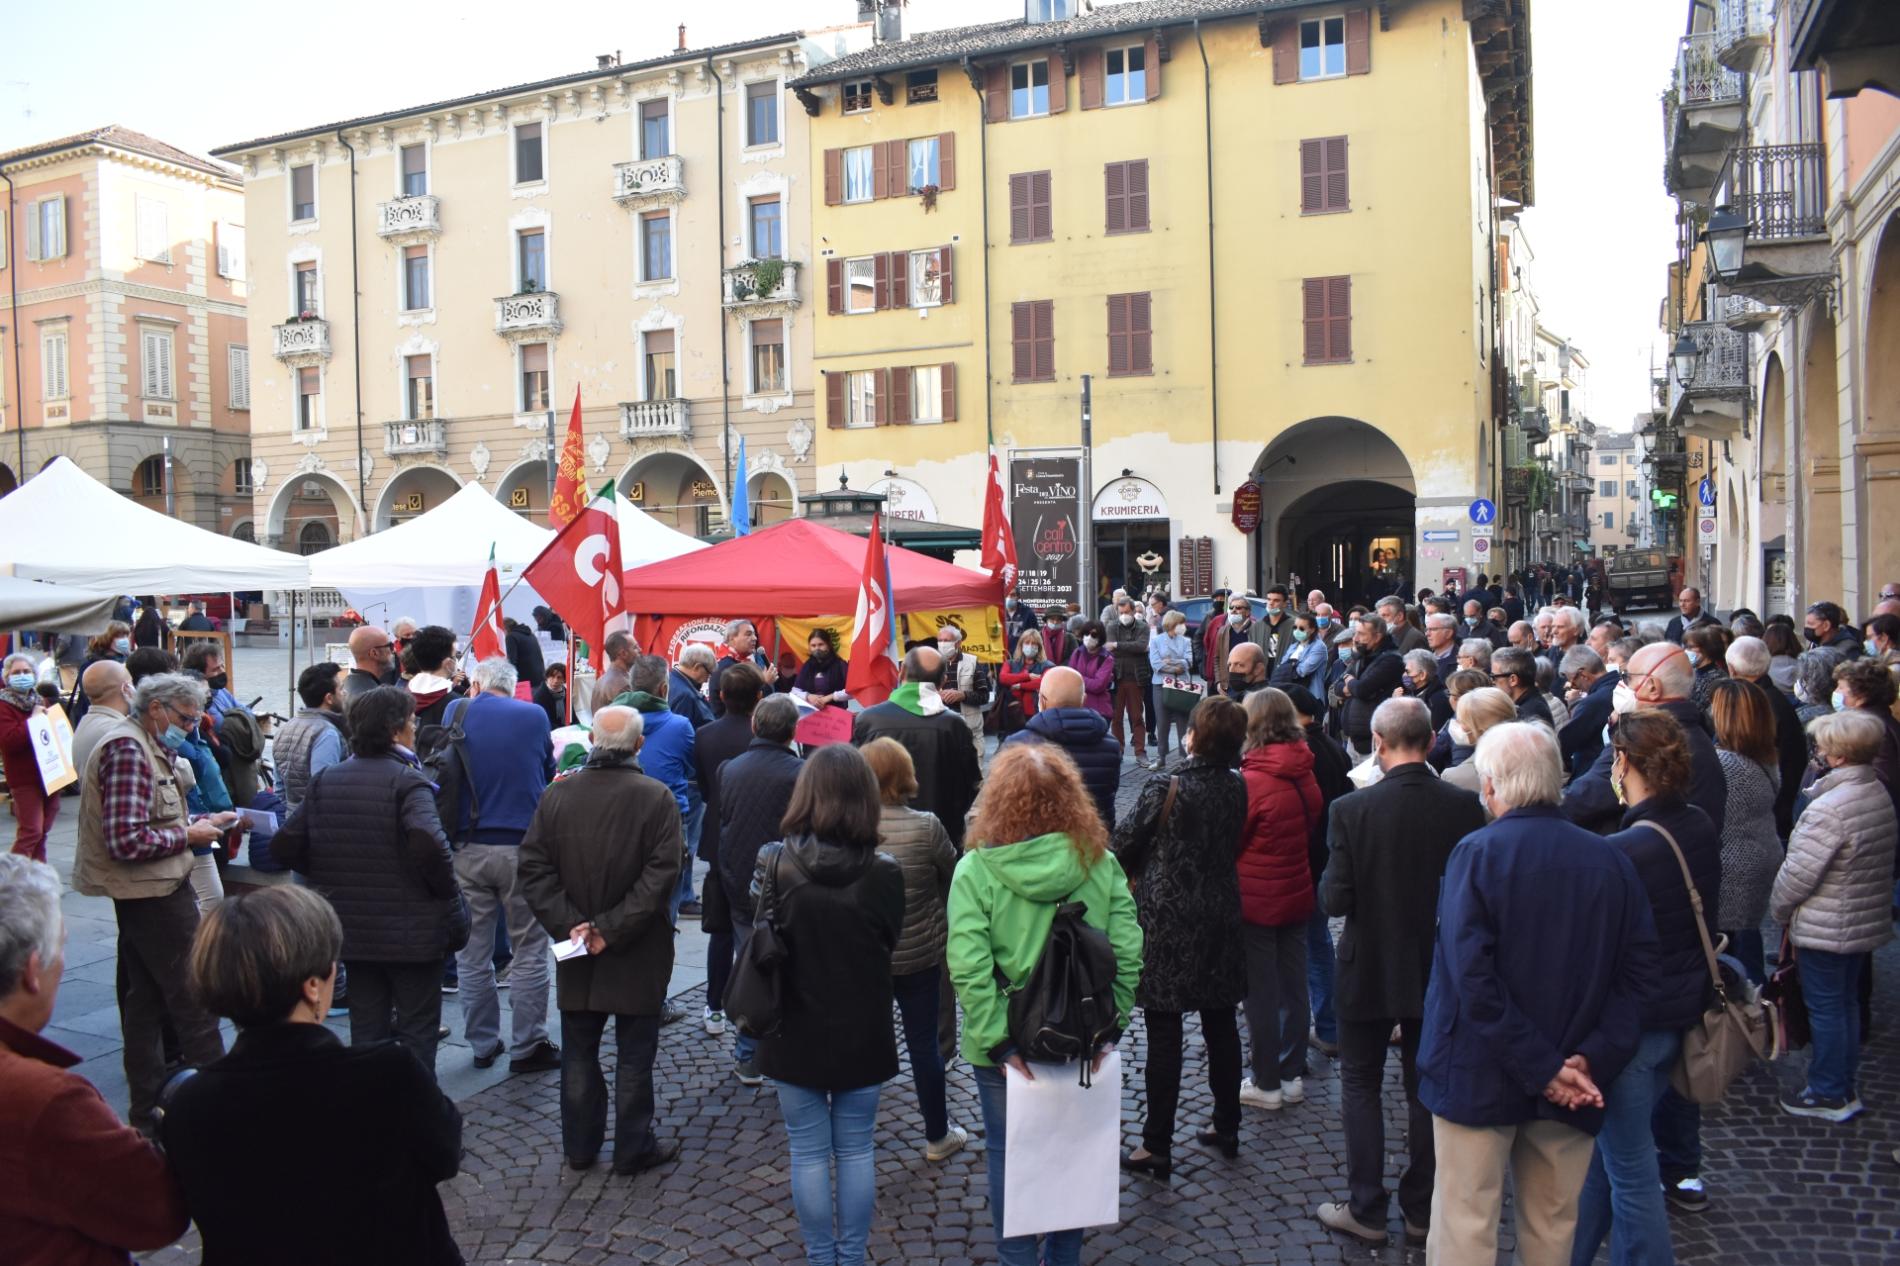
213;30;864;556
794;0;1531;606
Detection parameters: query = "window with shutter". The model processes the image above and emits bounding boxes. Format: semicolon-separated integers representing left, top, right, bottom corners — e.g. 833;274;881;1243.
1013;300;1055;382
1300;137;1349;213
873;252;891;310
908;248;943;307
40;329;69;401
142;329;174;400
406;354;435;420
401;143;429;196
403;245;431;310
1302;275;1352;365
1011;172;1053;243
217;223;246;280
940;362;958;421
938;133;956;191
1105;160;1149;234
641;100;671;160
911;365;945;423
751;319;786;393
1105;46;1147;105
843;146;875;203
845;257;877;314
136;196;171;263
297;366;322;432
1010;61;1051;118
290;165;316;221
891;366;913;424
229;346;250;411
1107;292;1152;377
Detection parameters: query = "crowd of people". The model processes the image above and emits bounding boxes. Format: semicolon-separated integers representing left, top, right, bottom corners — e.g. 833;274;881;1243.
4;569;1900;1266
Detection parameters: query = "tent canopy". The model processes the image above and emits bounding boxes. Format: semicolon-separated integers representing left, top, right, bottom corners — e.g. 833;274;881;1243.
0;575;120;634
309;482;554;590
0;457;310;591
620;517;1002;616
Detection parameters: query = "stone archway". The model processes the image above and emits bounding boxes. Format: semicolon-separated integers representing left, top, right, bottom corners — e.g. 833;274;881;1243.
1803;316;1843;603
264;468;361;553
619;449;726;537
127;450;202;528
0;462;16;498
494;459;549;525
1248;417;1417;605
747;470;797;528
1858;213;1900;602
374;464;462;530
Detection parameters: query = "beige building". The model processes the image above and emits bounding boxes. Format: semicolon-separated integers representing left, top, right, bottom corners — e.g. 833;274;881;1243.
213;30;863;555
0;126;252;534
1589;429;1642;555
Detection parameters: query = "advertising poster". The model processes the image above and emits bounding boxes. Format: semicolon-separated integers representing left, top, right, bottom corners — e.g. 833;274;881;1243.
1008;456;1084;608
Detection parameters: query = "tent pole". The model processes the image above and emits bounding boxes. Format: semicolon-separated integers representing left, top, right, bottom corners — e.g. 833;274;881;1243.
286;588;296;714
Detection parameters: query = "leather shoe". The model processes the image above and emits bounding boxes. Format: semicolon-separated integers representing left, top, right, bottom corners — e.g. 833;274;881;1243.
567;1155;596;1172
509;1040;561;1075
1317;1201;1387;1244
1195;1128;1239;1159
611;1138;681;1176
472;1048;500;1070
1119;1149;1172;1180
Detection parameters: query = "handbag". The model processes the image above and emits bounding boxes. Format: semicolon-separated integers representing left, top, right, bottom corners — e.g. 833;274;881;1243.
1762;930;1811;1052
1634;821;1775;1104
725;846;799;1040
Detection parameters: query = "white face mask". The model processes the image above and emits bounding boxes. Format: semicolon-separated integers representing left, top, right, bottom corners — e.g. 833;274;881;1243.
937;641;958;658
1228;612;1245;627
1083;635;1100;651
1832;689;1847;712
1612;681;1638;715
1119;613;1135;626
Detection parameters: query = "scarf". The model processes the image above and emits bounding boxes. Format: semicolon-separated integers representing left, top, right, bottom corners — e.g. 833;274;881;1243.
888;681;945;717
583;747;643;772
0;686;36;715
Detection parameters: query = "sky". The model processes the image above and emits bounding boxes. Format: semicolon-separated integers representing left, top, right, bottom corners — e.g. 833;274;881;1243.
2;0;1682;433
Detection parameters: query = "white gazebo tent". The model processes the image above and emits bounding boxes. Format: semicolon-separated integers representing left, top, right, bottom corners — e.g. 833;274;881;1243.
0;575;119;634
0;457;311;591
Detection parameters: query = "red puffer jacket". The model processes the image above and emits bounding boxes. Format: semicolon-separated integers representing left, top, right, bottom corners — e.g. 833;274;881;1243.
1237;740;1323;926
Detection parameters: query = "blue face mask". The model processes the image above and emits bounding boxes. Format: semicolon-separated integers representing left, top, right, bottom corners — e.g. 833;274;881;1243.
1316;617;1331;629
160;724;192;751
6;673;35;692
113;637;132;656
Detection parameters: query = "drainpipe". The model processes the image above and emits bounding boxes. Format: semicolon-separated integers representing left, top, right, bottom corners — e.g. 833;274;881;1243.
336;129;368;533
708;56;734;527
1;168;22;481
963;58;995;446
1194;20;1220;497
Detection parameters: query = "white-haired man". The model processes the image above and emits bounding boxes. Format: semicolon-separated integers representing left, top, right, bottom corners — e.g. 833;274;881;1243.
450;657;558;1075
710;619;779;718
935;624;992;764
518;706;683;1176
1562;641;1727;838
1424;613;1460;684
1417;722;1657;1266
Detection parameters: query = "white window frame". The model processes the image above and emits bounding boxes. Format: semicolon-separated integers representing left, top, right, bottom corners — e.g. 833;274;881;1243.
228;345;250;411
909;365;943;424
1010;60;1051;119
136;195;171;264
398;141;431;197
842;146;875;204
291;259;322;318
746;319;788;396
39;326;69;401
1105;44;1147;106
403;351;437;421
400;243;433;313
844;370;877;429
744;78;783;148
637;210;674;283
748;197;784;261
288;162;318;224
1299;15;1348;82
140;327;175;402
515;226;550;293
842;79;875;115
233;458;255;496
906;137;940;192
1027;0;1078;20
844;256;877;315
512;119;549;189
641;327;680;401
638;97;672;161
517;341;553;415
26;195;67;260
216;222;246;280
294;365;325;434
908;249;944;308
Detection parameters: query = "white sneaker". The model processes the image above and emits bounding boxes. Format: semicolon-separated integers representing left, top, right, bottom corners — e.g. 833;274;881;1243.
1281;1077;1305;1104
925;1123;969;1162
1239;1076;1283;1110
703;1008;727;1036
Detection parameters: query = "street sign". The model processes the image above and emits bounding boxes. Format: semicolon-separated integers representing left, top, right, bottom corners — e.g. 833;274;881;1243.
1698;516;1717;543
1423;529;1459;542
1473;536;1491;556
1697;477;1716;507
1468;499;1497;526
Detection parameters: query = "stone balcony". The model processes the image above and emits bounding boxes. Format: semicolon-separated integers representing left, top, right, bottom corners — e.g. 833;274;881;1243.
1664;32;1746;204
376;194;442;243
722;260;800;314
612;155;685;209
384;417;448;456
272;318;330;364
619;397;691;441
1668;322;1750;441
494;291;561;340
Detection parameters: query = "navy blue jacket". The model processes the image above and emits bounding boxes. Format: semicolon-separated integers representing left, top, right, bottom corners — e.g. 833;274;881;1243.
454;692;555;845
1417;806;1657;1134
1559;670;1620;780
668;668;715;730
1004;706;1122;828
1602;797;1720;1032
716;738;804;903
1562;698;1726;838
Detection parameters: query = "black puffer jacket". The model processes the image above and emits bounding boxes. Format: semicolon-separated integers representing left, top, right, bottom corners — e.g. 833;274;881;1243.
1601;797;1721;1031
716;739;804;903
1002;706;1122;828
1342;640;1405;743
272;753;460;963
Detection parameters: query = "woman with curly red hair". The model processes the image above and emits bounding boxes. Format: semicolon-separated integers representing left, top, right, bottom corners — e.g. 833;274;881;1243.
947;743;1143;1266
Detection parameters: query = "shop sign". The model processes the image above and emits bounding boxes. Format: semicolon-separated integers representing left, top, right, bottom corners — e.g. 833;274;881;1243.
1230;481;1262;535
865;476;938;522
1091;476;1168;522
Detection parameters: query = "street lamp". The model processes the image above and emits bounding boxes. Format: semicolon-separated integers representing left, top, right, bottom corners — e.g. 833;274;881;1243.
1671;331;1702;386
1702;205;1747;281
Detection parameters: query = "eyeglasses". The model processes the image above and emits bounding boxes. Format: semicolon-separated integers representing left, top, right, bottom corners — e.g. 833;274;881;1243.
165;703;204;728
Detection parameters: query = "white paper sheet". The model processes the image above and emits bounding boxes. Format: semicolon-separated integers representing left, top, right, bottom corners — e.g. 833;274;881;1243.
1001;1052;1123;1239
238;807;279;835
553;935;591;962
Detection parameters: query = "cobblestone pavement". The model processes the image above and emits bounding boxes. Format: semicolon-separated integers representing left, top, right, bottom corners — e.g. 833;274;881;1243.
117;756;1900;1264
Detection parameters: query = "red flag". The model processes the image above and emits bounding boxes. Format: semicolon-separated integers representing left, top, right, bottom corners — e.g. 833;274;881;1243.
548;387;586;530
845;513;898;706
980;450;1018;594
522;482;625;671
470;544;505;661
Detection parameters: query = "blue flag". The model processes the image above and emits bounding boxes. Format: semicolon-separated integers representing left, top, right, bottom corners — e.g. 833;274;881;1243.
732;435;751;537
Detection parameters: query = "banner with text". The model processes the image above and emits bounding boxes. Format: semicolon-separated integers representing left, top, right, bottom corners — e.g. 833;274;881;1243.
1008;455;1084;609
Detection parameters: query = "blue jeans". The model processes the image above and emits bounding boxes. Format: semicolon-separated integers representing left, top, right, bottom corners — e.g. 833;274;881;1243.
1573;1028;1680;1266
1723;927;1766;986
1652;1086;1700;1184
974;1065;1085;1266
1306;905;1336;1045
670;803;704;925
775;1082;881;1266
1801;946;1864;1100
893;967;948;1142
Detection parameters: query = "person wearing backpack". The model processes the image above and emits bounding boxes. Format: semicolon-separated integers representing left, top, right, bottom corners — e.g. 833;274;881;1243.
946;743;1143;1266
751;745;904;1266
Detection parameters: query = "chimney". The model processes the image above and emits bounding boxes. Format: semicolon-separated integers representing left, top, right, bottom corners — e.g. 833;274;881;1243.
878;0;903;44
596;52;620;69
678;24;688;52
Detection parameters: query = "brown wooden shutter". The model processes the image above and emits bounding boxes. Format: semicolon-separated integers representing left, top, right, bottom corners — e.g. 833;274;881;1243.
1145;34;1162;100
890;250;910;309
941;363;958;421
938;132;956;190
1107;294;1129;375
1031;171;1052;241
1105;161;1127;234
1327;276;1352;360
1080;50;1105;110
1300;140;1323;213
1325;137;1349;211
939;246;955;304
888;139;910;196
873;252;891;309
1012;303;1034;381
1009;173;1032;243
1345;9;1371;76
873;143;892;200
985;64;1008;123
891;366;912;424
826;371;845;428
1033;300;1055;380
1302;279;1327;363
873;368;890;425
824;148;843;206
827;258;844;315
1130;291;1152;374
1271;21;1298;84
1127;159;1149;230
1048;58;1067;113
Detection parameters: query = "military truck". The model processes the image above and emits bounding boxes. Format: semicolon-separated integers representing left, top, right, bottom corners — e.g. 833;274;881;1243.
1605;549;1674;614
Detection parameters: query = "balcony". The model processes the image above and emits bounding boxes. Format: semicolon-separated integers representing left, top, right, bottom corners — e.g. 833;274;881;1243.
384;418;447;456
612;155;685;209
722;259;800;314
1519;404;1551;444
272;318;330;364
1790;0;1900;98
1715;0;1773;74
1664;32;1746;204
1719;144;1835;303
618;397;691;441
494;290;561;340
1667;322;1751;441
1709;287;1775;331
375;195;441;243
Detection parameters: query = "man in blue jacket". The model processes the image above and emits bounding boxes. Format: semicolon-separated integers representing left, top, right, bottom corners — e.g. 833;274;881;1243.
1002;667;1120;828
1418;721;1657;1265
1556;645;1618;780
1562;641;1726;836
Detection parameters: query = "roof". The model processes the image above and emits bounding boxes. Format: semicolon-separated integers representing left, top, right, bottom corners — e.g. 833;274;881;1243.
0;125;232;179
1597;430;1639;450
790;0;1315;86
214;32;809;156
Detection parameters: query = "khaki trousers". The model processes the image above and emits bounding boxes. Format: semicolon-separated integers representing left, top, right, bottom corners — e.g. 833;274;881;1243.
1425;1116;1593;1266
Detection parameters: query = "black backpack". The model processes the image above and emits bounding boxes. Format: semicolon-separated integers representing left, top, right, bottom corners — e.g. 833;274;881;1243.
415;695;479;844
996;891;1122;1085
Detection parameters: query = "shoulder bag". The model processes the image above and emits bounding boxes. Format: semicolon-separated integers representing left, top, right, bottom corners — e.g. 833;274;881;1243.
1762;928;1810;1053
725;845;804;1040
1634;820;1776;1104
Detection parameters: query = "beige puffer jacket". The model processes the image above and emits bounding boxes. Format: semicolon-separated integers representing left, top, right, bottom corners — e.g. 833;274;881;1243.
1770;764;1899;955
877;803;961;976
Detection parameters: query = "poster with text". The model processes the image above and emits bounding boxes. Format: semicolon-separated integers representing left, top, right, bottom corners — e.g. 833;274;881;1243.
1008;455;1084;608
